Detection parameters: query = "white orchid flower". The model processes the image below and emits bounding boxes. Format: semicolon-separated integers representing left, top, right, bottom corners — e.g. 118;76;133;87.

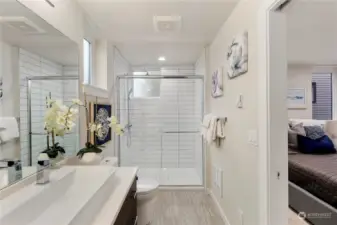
113;124;124;135
44;98;79;137
108;116;118;125
89;123;97;132
46;98;56;107
72;99;83;105
97;129;104;138
96;123;103;131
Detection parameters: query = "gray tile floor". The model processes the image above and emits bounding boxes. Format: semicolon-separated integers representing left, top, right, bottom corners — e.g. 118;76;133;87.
152;191;224;225
151;191;309;225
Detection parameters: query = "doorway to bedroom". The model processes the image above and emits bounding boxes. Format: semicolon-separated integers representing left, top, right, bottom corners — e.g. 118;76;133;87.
265;0;337;225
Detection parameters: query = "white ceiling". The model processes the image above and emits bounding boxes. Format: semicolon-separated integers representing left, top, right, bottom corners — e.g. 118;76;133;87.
77;0;239;66
0;0;78;66
287;1;337;65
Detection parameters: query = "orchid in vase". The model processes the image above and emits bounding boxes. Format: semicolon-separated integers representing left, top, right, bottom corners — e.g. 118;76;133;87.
77;111;123;159
43;99;79;160
43;98;123;160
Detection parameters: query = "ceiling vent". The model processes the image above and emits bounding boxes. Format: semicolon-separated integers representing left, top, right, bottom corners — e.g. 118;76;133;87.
153;15;182;33
0;17;45;34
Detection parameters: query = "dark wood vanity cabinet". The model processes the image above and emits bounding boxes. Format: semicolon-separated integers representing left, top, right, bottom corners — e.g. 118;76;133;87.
114;176;137;225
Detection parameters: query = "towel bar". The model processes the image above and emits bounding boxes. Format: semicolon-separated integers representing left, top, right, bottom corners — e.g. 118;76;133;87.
163;131;199;134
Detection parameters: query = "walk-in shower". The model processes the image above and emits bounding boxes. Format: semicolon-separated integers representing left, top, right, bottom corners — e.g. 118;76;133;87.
116;75;204;186
23;76;79;166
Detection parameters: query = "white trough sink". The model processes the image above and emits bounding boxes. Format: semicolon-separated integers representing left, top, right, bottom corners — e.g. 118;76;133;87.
0;166;116;225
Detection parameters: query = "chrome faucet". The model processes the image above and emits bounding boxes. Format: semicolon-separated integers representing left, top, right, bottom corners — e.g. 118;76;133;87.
36;156;50;185
0;159;22;184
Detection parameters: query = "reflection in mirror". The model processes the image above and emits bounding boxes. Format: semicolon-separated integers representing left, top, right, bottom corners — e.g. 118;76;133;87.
0;0;79;189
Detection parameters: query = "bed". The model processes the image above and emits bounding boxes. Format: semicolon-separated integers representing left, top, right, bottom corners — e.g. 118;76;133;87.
289;152;337;225
289;153;337;207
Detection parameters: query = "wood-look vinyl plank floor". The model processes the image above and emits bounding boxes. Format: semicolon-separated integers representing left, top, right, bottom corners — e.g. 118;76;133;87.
151;191;310;225
152;191;224;225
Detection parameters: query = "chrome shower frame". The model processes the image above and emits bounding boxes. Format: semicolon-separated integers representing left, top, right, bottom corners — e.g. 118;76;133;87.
116;74;205;187
26;75;79;166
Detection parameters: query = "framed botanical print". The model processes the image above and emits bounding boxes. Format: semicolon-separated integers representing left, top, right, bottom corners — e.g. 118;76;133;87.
89;102;112;145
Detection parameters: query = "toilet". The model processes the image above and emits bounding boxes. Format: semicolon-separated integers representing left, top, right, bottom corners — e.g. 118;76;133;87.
137;178;159;225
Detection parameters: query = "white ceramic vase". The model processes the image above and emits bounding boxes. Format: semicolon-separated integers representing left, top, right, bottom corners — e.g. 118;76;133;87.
50;152;65;168
79;152;104;165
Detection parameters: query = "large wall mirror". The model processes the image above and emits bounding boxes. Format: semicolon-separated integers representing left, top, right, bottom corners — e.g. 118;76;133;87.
0;0;79;189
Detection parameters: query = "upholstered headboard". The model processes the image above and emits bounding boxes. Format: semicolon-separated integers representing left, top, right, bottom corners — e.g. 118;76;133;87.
289;119;326;127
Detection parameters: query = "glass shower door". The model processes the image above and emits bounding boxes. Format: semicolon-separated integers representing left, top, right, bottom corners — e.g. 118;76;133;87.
118;75;204;186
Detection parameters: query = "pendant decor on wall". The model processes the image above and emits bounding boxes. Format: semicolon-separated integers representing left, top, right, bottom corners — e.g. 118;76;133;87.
211;67;224;98
227;31;248;79
89;102;112;145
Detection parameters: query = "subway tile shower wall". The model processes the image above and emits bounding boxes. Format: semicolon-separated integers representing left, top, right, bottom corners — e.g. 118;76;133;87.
19;49;79;166
119;72;203;170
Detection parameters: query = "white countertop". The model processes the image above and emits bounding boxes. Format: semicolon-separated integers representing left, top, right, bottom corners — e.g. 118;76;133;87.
90;167;138;225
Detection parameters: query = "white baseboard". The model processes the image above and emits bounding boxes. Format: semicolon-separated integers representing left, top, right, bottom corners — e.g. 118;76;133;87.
207;188;231;225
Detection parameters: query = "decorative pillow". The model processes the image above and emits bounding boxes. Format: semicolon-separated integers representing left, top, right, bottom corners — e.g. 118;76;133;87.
304;125;325;140
288;122;306;149
297;135;336;154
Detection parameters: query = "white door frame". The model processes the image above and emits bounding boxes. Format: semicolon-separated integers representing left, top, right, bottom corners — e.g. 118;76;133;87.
258;0;289;225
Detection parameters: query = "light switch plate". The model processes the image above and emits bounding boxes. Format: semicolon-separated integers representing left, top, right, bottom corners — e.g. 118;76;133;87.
248;129;258;146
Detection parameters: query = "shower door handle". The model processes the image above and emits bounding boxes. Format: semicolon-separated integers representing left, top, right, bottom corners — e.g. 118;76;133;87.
161;131;199;168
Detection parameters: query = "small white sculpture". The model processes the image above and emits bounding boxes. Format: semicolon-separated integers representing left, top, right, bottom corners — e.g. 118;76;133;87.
227;31;248;79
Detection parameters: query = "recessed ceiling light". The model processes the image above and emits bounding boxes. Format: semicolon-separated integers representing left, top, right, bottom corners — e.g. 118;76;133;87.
158;57;166;61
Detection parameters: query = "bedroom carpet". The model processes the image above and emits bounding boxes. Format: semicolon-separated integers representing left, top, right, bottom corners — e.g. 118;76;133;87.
150;191;309;225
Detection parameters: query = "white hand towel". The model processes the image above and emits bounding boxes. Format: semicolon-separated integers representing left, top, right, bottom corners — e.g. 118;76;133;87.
0;117;19;143
216;119;226;138
201;114;213;139
210;116;218;141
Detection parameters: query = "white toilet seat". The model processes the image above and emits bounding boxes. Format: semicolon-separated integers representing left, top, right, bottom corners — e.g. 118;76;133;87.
137;178;159;195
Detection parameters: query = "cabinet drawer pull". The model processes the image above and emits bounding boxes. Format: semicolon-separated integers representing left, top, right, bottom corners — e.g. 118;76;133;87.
133;192;137;199
134;216;138;225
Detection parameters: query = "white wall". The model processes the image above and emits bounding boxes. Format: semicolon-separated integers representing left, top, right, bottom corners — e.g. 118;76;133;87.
203;0;262;224
0;26;20;160
287;65;313;119
0;25;20;118
287;2;337;65
17;0;84;45
93;40;108;90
